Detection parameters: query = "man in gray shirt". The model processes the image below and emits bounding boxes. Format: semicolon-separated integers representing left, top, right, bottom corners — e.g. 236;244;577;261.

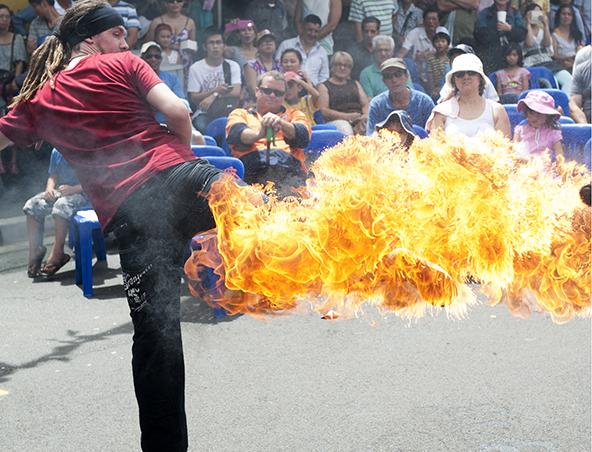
27;0;62;56
570;45;591;124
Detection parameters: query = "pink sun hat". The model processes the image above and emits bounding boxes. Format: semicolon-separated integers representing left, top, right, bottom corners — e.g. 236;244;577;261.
517;91;561;120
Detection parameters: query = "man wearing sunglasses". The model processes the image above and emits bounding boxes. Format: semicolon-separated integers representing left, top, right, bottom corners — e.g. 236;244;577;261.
226;71;311;196
366;57;435;135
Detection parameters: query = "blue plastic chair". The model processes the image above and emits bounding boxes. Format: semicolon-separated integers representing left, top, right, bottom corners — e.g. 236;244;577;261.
313;110;324;124
517;89;569;118
404;58;419;84
503;104;522;138
583;138;591;171
303;130;348;156
412;125;428;139
561;124;592;166
204;117;231;155
203;156;245;180
412;83;426;94
527;67;558;89
191;145;226;157
311;124;338;131
69;208;107;297
202;135;217;146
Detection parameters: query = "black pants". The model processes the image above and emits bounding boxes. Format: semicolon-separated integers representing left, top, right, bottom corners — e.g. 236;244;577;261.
108;160;221;452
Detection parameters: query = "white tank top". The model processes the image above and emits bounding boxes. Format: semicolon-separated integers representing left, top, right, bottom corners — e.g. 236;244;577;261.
444;99;495;137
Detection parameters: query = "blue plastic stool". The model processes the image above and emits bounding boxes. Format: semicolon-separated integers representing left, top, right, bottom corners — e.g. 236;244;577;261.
71;209;107;297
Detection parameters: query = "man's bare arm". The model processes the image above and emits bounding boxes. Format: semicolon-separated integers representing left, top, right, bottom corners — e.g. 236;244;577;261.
146;83;192;146
570;94;588;123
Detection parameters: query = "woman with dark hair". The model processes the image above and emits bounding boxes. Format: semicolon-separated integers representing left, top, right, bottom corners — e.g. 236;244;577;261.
223;19;257;69
522;2;572;95
0;3;26;174
427;54;510;137
280;48;313;87
552;4;583;72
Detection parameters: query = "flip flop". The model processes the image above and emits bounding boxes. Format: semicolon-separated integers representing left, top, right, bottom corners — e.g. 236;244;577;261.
41;254;71;278
27;246;47;278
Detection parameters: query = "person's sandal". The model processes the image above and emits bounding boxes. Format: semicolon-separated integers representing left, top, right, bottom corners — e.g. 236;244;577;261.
27;246;47;278
41;254;71;278
9;161;19;174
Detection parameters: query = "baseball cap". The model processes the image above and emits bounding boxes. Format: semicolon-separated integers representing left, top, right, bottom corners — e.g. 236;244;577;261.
380;58;407;73
141;41;161;54
447;43;474;58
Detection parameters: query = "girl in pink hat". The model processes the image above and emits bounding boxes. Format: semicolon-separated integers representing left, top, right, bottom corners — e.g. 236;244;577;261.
513;91;564;160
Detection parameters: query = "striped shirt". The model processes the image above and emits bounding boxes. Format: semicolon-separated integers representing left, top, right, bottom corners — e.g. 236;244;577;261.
111;1;141;30
348;0;399;38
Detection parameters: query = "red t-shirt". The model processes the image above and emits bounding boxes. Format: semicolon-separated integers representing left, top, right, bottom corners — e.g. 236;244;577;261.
0;52;196;227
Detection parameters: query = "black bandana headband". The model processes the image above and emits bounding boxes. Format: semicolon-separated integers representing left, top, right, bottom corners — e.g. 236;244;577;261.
53;5;125;48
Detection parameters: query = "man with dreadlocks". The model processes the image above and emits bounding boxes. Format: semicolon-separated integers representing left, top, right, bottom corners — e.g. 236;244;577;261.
0;1;227;450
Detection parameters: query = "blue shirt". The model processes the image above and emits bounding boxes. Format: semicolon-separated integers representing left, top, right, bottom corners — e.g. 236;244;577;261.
155;70;188;124
48;149;80;187
367;89;435;135
11;6;36;36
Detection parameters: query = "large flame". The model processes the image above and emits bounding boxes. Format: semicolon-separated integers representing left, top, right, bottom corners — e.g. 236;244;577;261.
185;131;591;323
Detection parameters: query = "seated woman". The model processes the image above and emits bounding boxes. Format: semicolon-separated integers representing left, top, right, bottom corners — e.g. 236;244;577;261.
317;52;369;135
241;30;282;109
427;54;510;138
551;4;584;73
24;149;90;278
521;2;572;96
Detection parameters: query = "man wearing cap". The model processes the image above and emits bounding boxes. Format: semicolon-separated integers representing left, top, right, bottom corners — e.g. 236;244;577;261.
360;35;413;100
275;14;330;86
187;26;241;133
107;0;140;49
367;58;435;135
141;41;188;121
226;70;311;196
0;1;228;450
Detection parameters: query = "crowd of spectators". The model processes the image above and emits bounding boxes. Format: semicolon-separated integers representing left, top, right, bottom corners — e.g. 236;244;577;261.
0;0;590;178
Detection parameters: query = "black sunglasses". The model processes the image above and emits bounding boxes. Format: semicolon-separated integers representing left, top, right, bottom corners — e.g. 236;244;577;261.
259;87;286;97
382;70;406;79
144;54;162;60
454;70;478;78
165;0;184;3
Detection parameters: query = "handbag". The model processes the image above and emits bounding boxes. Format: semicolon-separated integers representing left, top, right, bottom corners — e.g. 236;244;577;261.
207;60;239;118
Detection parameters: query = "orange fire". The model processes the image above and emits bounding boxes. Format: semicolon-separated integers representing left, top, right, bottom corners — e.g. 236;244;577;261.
185;130;591;323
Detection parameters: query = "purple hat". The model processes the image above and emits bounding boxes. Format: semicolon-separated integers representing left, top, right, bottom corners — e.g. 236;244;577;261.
517;91;560;120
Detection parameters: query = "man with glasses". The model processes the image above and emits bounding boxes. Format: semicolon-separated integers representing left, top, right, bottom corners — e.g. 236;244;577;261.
187;26;241;133
226;71;311;196
367;58;435;134
275;14;330;86
360;35;413;100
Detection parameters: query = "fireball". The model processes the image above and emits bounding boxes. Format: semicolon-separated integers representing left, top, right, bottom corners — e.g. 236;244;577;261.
185;130;590;323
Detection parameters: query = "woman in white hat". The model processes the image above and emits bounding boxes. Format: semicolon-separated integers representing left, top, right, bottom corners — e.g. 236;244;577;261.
427;54;510;138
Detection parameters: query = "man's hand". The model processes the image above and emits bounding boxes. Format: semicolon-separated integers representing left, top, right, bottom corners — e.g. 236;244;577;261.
497;21;512;34
57;185;80;196
199;95;215;112
44;187;58;202
259;112;284;133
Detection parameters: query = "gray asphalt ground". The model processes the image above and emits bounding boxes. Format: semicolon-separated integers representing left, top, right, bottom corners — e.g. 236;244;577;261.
1;178;590;452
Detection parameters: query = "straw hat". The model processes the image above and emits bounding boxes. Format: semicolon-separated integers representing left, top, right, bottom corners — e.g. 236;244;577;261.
445;54;488;90
517;91;561;120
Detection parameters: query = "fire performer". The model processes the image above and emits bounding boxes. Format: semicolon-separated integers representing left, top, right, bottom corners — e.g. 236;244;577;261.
0;1;230;450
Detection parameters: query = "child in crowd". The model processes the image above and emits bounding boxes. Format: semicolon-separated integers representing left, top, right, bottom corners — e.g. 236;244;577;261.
374;110;416;149
154;23;181;65
282;71;320;126
496;44;530;104
513;91;563;160
427;32;450;98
